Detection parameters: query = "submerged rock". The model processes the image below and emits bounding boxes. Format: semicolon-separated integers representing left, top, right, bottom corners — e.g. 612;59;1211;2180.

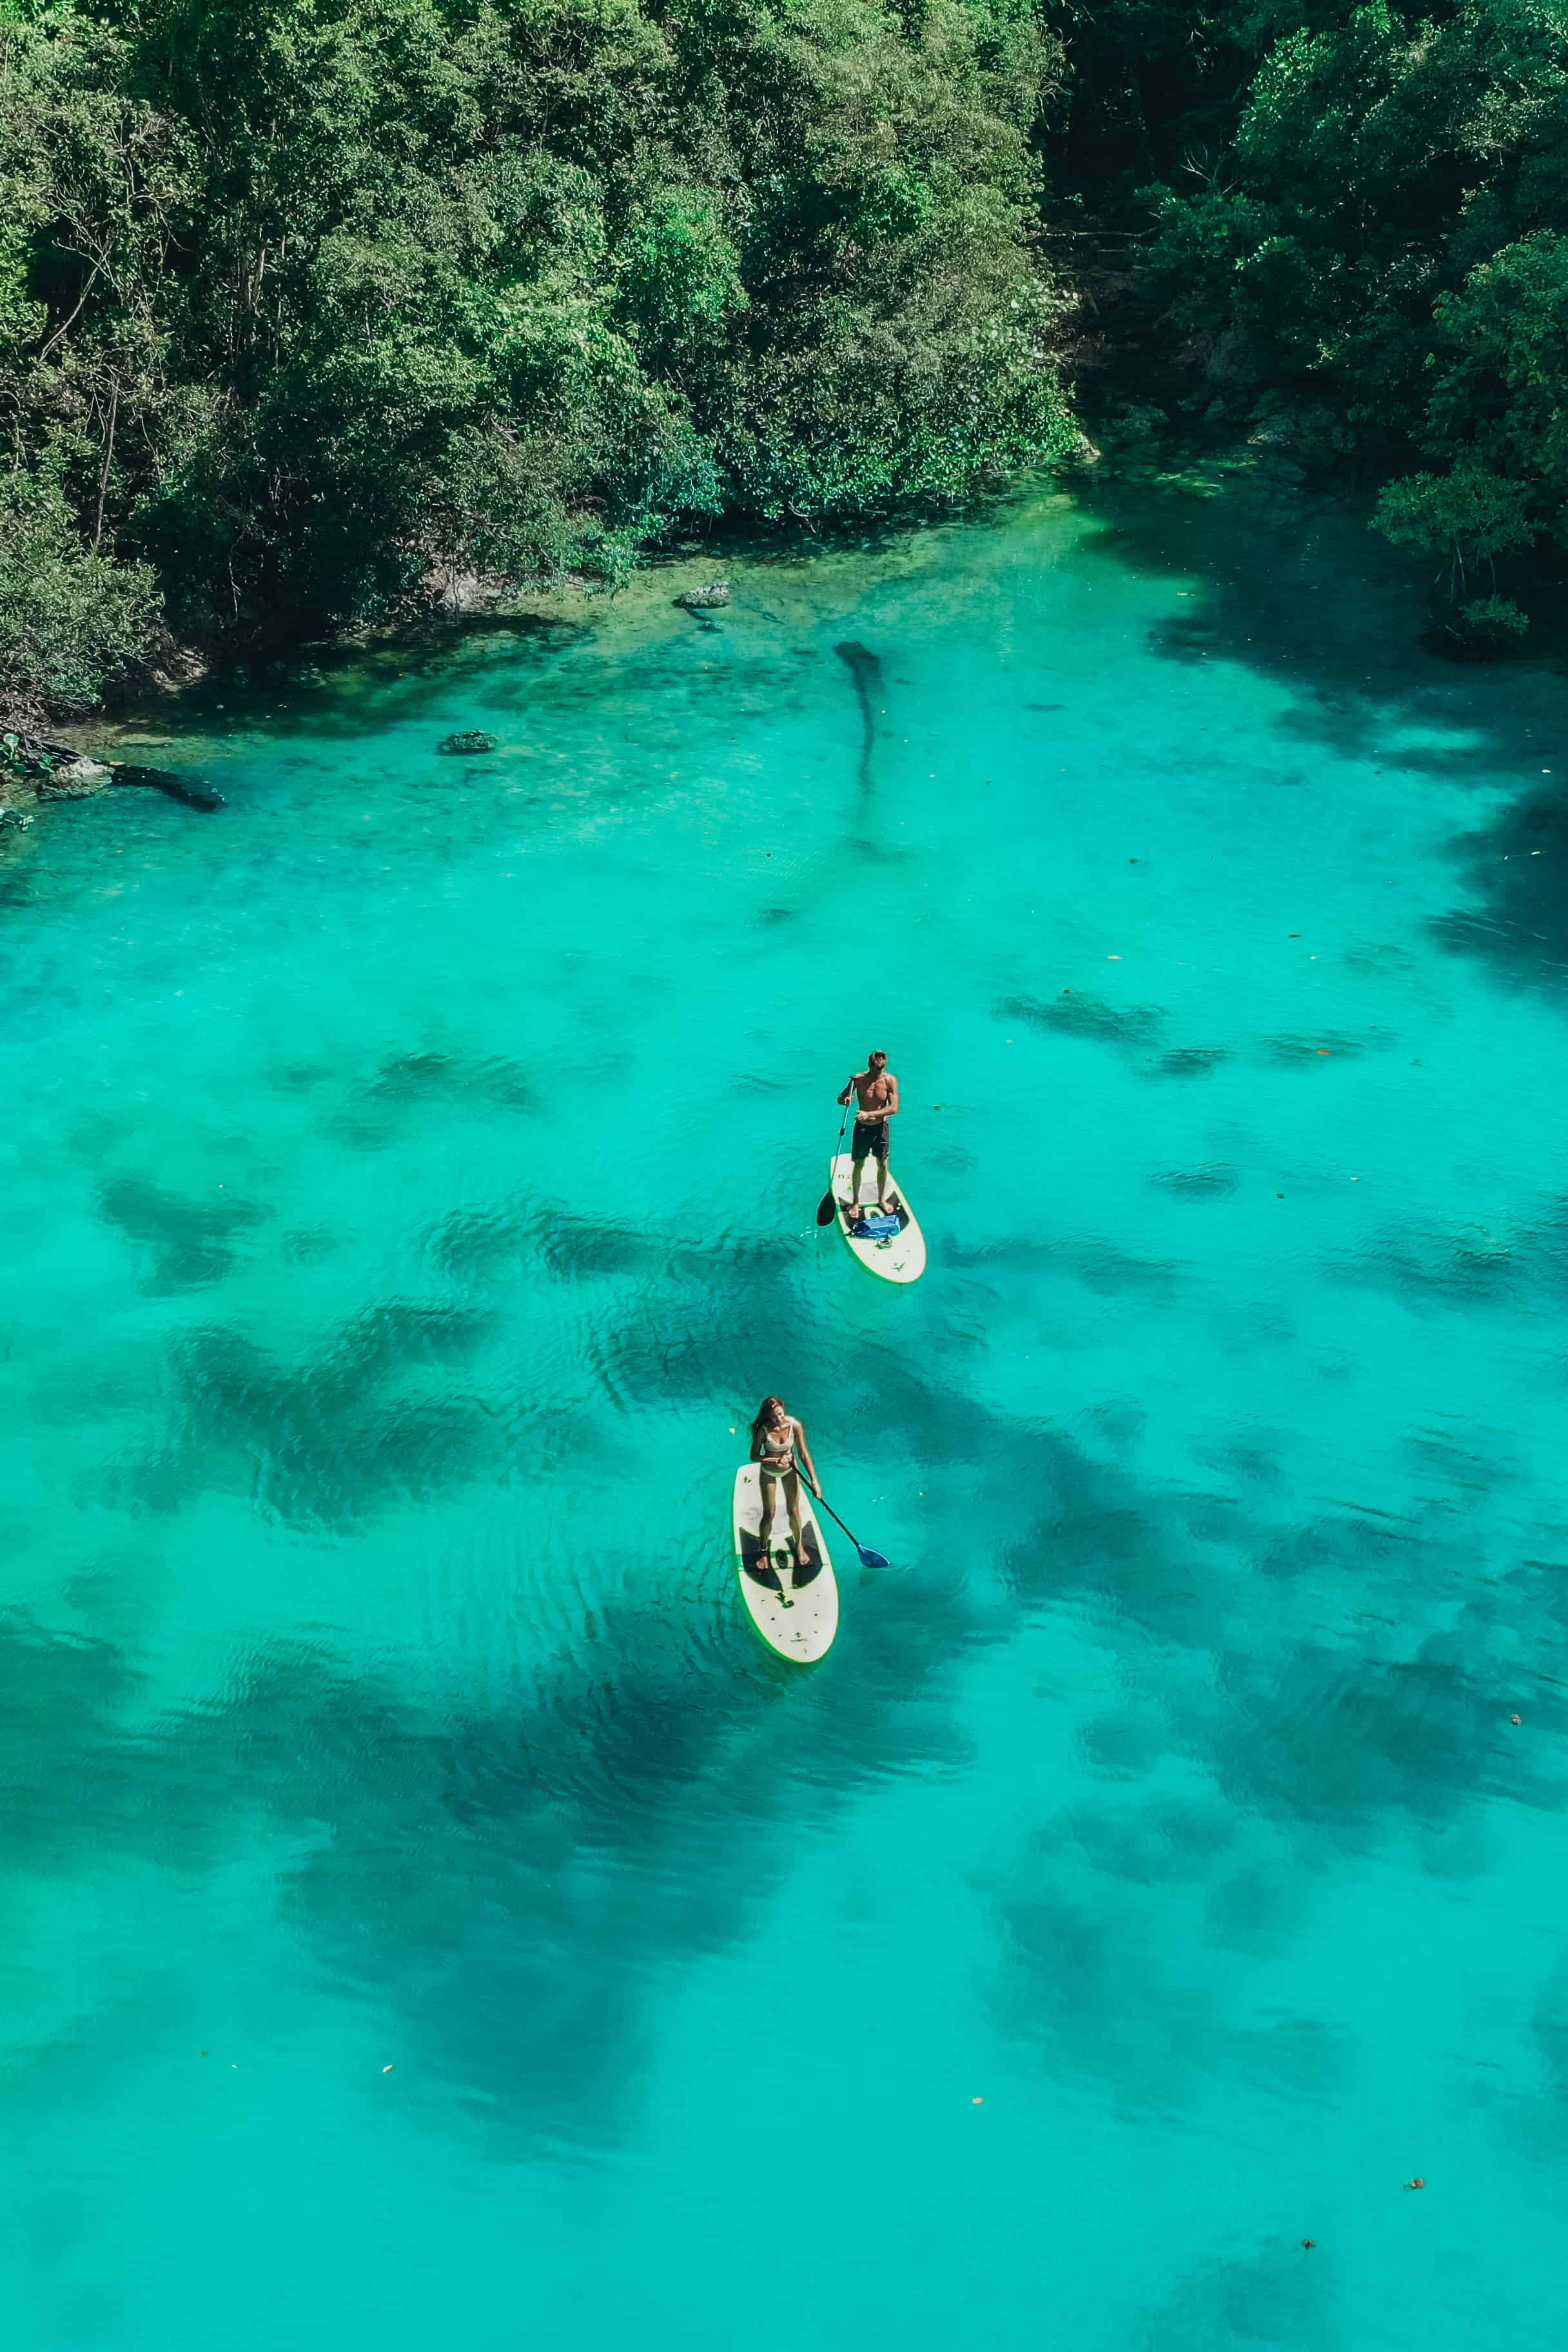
674;582;731;610
36;756;113;799
438;729;498;755
113;763;224;809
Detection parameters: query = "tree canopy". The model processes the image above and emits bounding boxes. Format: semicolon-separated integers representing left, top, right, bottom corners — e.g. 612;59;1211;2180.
1131;0;1568;627
0;0;1075;710
5;0;1568;716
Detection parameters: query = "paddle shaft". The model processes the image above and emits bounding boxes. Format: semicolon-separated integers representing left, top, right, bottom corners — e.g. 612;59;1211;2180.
807;1476;889;1568
754;1442;887;1567
816;1091;855;1224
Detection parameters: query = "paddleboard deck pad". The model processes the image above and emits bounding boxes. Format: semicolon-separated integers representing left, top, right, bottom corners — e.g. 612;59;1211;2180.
830;1152;927;1284
732;1464;839;1662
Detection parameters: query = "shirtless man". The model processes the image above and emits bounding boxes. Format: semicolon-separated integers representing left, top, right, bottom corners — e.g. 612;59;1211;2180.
838;1050;899;1215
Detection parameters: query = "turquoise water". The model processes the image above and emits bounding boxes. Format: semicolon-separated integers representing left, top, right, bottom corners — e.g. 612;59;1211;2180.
4;483;1567;2349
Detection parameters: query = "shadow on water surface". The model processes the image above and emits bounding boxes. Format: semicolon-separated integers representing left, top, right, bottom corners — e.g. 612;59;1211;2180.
105;1303;507;1529
1079;479;1568;1003
25;1198;1568;2165
1435;776;1568;997
318;1048;540;1151
833;640;883;793
1137;2248;1333;2351
1331;1186;1568;1311
98;1177;271;1295
1001;990;1165;1057
998;990;1395;1074
0;1515;982;2158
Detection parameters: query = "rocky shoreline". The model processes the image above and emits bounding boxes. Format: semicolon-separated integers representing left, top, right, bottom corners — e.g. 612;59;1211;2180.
1;727;222;829
0;438;1456;854
0;564;745;839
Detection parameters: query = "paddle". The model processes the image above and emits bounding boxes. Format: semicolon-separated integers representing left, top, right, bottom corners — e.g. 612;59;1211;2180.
810;1482;890;1570
816;1093;854;1225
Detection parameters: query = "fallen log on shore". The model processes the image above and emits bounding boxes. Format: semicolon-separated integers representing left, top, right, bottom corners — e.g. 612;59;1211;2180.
3;730;223;814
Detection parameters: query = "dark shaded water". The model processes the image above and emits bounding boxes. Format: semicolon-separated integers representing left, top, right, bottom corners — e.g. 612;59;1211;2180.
2;484;1565;2349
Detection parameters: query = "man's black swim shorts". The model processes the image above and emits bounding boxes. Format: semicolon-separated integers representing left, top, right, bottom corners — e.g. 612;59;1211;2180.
853;1117;889;1157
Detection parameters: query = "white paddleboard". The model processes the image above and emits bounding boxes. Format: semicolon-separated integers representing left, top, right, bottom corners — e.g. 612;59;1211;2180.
732;1464;839;1663
830;1152;927;1284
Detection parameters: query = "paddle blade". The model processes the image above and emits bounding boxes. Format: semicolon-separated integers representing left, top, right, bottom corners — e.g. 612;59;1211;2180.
816;1191;837;1226
856;1545;891;1569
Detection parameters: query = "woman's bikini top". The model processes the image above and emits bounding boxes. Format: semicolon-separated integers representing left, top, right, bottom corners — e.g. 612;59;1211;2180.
760;1418;794;1464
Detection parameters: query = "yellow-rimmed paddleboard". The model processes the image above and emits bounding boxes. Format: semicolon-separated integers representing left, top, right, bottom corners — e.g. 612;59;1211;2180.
732;1464;839;1662
830;1152;927;1284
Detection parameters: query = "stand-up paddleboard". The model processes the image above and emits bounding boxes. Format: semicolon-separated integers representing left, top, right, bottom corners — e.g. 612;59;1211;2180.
732;1464;839;1662
829;1153;927;1284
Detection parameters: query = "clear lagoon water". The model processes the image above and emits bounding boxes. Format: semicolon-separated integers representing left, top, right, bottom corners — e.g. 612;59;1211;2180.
4;480;1567;2349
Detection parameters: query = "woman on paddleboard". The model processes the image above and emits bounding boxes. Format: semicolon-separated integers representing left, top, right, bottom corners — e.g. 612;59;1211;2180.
750;1396;823;1574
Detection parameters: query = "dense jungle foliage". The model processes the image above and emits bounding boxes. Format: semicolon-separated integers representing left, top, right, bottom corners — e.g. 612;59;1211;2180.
1;0;1566;720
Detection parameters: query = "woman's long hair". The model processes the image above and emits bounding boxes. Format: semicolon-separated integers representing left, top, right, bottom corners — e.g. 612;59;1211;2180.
750;1395;787;1451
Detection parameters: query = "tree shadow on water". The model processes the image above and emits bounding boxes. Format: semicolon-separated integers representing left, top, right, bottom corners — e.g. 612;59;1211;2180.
1433;774;1568;1001
1077;478;1568;1004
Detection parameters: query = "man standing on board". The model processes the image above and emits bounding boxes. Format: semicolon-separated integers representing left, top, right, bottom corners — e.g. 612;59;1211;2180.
838;1050;899;1215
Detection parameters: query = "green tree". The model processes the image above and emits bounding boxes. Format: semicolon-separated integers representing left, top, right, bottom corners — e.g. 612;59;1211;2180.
1135;0;1568;614
1375;464;1532;574
1424;232;1568;493
0;464;160;720
0;0;1076;712
618;190;749;368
